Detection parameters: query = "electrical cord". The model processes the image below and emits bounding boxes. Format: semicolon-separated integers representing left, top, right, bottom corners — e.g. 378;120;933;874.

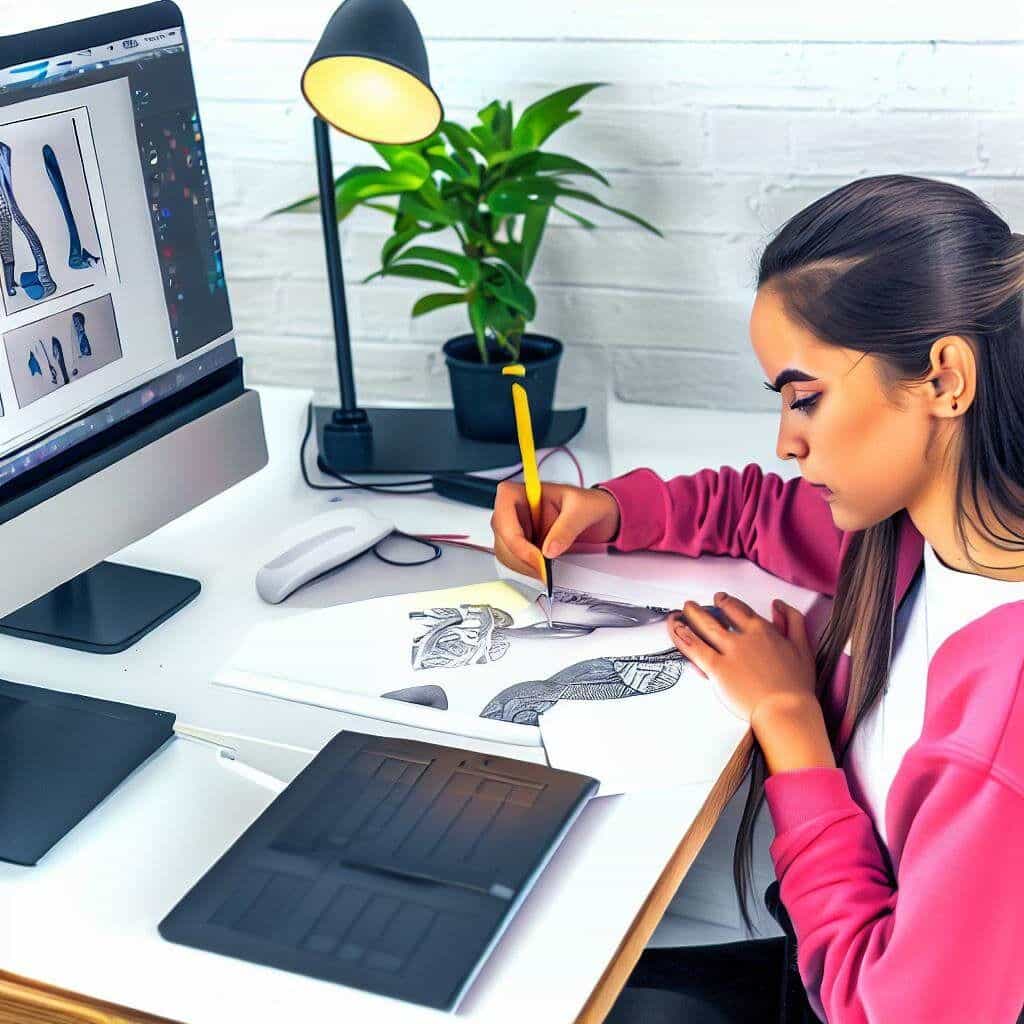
298;399;586;567
372;530;443;567
299;401;435;494
299;399;585;494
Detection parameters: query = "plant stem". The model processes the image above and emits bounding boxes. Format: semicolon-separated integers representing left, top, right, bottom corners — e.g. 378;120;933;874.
495;334;518;361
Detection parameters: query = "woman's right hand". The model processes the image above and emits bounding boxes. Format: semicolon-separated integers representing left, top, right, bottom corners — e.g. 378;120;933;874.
490;481;622;581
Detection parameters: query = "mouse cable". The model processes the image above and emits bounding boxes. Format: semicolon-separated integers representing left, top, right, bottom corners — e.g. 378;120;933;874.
372;530;443;567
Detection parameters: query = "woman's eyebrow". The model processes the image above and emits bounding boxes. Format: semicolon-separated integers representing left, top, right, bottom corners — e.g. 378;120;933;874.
763;368;817;393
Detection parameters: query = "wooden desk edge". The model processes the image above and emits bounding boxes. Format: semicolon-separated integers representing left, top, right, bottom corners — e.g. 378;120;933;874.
575;727;757;1024
0;730;755;1024
0;971;181;1024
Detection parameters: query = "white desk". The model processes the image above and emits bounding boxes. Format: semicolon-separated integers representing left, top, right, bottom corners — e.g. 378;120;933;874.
0;386;811;1023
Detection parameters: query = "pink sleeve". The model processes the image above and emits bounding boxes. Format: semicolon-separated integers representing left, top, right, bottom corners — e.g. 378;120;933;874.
597;463;845;597
764;762;1024;1024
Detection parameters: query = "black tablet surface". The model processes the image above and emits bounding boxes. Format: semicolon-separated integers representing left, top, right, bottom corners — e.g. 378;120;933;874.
0;677;175;865
159;730;598;1010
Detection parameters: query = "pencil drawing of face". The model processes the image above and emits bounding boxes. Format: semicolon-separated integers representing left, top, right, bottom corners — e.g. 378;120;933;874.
479;648;687;726
409;587;672;671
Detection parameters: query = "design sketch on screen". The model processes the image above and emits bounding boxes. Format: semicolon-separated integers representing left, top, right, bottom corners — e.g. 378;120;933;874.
409;586;672;670
480;648;688;726
0;106;107;316
3;293;122;409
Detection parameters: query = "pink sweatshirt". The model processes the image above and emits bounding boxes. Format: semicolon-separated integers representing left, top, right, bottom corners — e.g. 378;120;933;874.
598;464;1024;1024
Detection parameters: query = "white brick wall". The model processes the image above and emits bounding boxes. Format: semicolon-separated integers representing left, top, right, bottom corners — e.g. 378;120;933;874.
7;2;1024;417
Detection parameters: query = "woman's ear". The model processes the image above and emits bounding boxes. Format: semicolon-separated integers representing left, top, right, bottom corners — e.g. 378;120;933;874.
926;336;974;414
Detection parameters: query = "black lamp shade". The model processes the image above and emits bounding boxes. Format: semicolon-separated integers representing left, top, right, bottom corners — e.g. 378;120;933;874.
301;0;444;144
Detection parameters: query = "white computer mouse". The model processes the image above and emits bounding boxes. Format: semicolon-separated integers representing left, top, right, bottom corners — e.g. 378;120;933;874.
255;507;395;604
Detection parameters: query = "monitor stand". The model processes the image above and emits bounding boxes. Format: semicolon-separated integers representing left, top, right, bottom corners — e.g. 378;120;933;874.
0;561;200;654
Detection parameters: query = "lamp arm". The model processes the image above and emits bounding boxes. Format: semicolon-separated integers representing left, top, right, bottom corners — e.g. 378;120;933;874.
313;115;359;413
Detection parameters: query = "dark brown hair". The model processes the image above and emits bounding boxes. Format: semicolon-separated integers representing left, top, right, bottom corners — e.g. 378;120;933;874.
733;174;1024;934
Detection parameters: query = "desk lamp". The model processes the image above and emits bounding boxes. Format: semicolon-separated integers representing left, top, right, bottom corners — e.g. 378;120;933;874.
301;0;586;475
301;0;442;473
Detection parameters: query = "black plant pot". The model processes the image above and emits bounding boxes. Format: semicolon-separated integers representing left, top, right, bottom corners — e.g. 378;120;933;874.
443;332;563;443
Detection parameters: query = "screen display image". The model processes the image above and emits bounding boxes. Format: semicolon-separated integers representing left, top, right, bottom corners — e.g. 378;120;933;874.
0;105;107;316
4;293;122;409
0;15;235;487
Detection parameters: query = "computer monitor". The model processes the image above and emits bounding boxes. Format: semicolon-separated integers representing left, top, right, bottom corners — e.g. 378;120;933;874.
0;1;268;653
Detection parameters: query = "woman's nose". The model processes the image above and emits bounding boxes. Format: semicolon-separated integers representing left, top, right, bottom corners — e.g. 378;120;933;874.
776;421;809;462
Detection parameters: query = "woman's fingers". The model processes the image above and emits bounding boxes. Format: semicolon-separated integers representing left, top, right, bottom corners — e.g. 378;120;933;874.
680;600;730;652
491;481;530;541
492;484;541;561
494;532;544;581
712;591;759;628
668;613;708;678
541;499;587;559
776;600;811;654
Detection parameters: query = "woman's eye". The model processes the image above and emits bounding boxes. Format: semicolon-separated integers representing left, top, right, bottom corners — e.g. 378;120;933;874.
789;394;819;415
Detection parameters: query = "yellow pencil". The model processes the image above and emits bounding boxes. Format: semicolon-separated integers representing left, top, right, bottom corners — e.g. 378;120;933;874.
502;364;553;618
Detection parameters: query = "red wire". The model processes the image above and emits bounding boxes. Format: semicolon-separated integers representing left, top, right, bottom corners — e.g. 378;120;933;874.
414;445;583;553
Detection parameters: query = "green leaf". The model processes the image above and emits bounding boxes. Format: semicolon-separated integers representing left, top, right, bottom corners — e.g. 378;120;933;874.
267;163;387;217
425;149;474;184
369;145;432;180
477;99;503;131
511;82;608;151
481;296;524;349
503;151;610;187
399;245;481;286
334;165;430;218
487;178;561;215
397;191;456;227
552;202;597;229
493;240;525;273
440;121;485;162
362;263;461;286
411;292;469;317
267;192;318;216
556;187;664;236
484;149;516;169
363;202;402;216
450;150;482;184
469;122;502;161
484;263;536;319
478;100;513;150
520;203;549;277
381;226;425;267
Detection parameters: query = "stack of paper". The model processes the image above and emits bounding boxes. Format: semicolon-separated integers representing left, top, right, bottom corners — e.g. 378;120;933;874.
215;562;748;795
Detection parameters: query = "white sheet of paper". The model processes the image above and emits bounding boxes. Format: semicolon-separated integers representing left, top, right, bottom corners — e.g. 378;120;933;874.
538;670;748;797
215;562;744;792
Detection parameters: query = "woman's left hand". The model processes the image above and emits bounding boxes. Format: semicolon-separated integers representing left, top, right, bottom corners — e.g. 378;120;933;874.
669;591;818;724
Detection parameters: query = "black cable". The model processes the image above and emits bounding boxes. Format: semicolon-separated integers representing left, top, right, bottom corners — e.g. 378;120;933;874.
299;401;435;494
299;400;578;495
372;530;443;566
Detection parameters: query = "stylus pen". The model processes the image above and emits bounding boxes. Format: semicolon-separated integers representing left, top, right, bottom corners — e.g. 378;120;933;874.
502;364;554;627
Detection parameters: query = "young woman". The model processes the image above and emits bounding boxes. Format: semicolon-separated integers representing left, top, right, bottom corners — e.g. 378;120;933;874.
490;174;1024;1023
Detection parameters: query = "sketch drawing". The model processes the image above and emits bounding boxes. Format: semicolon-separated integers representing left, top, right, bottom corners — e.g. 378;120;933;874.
480;648;688;726
409;587;671;671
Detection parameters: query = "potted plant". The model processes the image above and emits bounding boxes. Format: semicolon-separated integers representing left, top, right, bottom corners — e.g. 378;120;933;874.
275;82;663;442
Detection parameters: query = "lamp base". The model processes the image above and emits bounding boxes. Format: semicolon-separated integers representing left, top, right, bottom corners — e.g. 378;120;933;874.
315;405;586;476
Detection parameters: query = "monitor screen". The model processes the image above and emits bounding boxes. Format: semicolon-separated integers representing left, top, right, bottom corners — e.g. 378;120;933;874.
0;12;237;489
